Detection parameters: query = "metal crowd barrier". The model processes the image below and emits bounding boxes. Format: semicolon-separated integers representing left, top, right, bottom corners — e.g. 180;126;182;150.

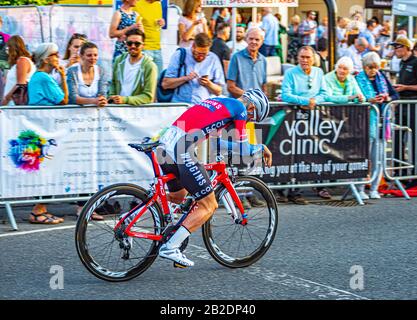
249;102;379;206
1;102;379;231
0;103;192;231
383;100;417;199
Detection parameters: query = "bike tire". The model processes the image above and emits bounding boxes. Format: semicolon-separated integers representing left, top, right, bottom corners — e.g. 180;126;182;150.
202;176;278;268
75;183;164;282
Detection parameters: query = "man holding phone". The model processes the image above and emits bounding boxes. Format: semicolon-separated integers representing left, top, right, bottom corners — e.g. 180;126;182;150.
162;32;224;105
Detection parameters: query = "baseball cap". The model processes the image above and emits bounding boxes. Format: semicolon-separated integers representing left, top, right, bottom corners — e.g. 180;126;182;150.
390;36;413;49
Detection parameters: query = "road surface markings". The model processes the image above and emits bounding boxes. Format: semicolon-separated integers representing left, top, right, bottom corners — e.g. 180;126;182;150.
188;244;370;300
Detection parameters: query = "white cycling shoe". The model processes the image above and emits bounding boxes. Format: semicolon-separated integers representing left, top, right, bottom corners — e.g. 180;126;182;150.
159;244;194;268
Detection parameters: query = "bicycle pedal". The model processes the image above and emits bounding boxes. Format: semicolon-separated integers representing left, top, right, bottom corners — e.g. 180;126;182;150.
173;262;188;269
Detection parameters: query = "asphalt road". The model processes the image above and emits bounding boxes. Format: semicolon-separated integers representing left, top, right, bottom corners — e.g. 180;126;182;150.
1;194;417;301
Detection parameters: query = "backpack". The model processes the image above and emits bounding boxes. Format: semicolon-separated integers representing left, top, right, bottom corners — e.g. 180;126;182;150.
157;47;186;102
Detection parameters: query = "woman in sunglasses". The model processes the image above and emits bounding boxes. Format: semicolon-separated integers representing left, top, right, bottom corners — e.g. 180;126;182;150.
1;35;36;106
26;43;69;224
355;52;399;200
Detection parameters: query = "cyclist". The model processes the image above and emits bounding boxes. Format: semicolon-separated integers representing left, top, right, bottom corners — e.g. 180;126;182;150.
158;89;273;267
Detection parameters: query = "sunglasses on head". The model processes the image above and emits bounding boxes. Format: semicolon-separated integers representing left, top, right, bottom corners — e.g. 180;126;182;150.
394;44;404;49
48;52;59;58
72;33;87;40
126;41;143;47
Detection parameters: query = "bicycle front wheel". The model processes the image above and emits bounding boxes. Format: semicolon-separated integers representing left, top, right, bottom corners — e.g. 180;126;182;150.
75;183;164;282
202;176;278;268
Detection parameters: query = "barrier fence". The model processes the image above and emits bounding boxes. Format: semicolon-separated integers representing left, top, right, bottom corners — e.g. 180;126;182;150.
383;100;417;199
1;102;381;230
211;102;379;206
0;4;181;81
0;103;190;230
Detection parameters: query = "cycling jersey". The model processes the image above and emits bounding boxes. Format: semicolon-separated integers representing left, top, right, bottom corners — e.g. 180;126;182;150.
159;97;264;200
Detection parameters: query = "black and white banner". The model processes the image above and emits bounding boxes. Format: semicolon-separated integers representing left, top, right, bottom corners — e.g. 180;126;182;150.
240;104;370;183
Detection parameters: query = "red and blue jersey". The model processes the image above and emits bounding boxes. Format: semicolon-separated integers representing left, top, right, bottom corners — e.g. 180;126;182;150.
168;97;262;156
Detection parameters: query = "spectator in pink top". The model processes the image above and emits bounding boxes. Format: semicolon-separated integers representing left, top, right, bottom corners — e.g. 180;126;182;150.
178;0;208;48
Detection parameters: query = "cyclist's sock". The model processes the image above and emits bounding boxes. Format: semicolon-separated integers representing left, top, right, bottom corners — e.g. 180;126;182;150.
165;226;190;249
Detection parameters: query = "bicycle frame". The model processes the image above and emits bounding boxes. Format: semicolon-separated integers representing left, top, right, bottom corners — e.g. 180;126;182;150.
113;149;247;241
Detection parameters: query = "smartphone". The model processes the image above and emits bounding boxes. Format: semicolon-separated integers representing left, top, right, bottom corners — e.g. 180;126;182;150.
200;75;209;79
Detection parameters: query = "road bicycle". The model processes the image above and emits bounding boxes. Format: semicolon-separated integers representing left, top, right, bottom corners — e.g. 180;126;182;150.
75;139;278;282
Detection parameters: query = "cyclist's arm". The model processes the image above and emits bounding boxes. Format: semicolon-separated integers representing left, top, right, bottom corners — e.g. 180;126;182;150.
217;119;263;156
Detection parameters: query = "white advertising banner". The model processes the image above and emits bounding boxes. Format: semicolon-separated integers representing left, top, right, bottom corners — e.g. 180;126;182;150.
0;106;187;199
202;0;298;8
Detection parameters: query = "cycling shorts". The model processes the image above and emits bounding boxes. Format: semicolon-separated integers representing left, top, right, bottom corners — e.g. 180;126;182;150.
157;127;213;201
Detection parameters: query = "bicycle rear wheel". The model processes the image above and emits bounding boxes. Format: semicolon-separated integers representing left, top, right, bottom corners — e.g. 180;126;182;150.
75;183;164;282
202;176;278;268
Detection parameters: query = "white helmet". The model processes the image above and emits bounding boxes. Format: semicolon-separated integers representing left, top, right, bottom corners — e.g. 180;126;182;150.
242;89;270;122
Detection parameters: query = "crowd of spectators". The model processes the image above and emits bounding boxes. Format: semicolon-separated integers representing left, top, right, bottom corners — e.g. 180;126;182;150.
1;3;417;221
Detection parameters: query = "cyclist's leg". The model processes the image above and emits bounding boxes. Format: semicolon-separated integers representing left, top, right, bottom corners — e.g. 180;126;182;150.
183;192;217;233
159;144;216;267
167;189;188;204
157;146;188;204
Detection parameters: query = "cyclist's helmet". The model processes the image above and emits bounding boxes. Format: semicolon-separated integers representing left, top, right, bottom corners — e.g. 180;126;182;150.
242;89;270;122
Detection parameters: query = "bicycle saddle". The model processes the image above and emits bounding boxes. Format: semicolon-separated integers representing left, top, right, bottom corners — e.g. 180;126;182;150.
128;141;164;152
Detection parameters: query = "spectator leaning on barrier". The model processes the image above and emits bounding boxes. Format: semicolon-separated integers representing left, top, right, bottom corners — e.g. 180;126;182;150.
162;32;224;104
226;24;247;54
280;46;329;204
390;36;417;187
29;43;68;106
66;42;107;221
134;0;165;76
210;23;231;78
178;0;208;48
109;0;144;60
108;29;158;105
355;52;399;200
27;43;68;225
344;37;369;74
1;35;36;106
325;56;364;104
227;27;267;98
391;36;417;99
67;42;108;107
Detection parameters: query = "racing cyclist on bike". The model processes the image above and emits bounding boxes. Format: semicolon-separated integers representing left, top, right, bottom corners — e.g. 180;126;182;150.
158;89;273;267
